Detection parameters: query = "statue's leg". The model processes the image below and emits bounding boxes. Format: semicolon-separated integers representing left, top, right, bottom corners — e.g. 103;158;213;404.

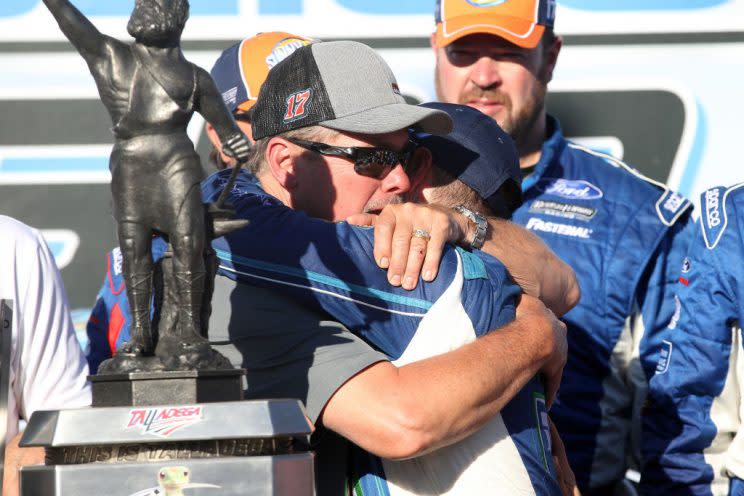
118;220;154;354
170;186;207;344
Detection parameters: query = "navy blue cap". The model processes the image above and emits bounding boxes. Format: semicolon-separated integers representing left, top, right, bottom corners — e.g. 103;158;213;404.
415;102;522;214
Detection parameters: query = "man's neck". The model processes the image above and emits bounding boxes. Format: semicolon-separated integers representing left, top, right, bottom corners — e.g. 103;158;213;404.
517;110;547;170
256;171;292;207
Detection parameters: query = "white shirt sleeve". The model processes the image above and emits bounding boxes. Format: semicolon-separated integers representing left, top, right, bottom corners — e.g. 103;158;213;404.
0;216;91;441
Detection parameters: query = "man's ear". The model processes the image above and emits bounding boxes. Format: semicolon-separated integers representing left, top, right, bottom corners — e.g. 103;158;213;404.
543;35;562;84
430;33;438;55
265;138;298;190
408;146;433;202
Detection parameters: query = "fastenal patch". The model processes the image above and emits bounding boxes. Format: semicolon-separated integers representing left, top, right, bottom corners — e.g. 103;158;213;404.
126;406;203;438
529;200;597;221
526;217;593;239
535;178;603;201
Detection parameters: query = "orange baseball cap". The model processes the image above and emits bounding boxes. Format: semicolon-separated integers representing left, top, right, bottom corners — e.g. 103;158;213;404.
210;32;314;113
434;0;555;49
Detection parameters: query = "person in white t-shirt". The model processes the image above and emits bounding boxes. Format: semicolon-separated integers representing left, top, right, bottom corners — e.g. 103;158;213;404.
0;215;91;495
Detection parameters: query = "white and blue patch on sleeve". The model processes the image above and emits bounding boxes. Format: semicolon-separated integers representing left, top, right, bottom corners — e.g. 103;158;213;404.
701;184;744;249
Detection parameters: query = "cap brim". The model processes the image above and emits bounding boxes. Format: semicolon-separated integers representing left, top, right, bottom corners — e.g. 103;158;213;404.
320;104;453;136
236;98;257;112
435;15;545;49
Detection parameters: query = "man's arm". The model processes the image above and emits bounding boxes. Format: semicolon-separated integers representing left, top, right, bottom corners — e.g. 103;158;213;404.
3;434;43;496
194;67;250;163
322;294;567;459
481;217;579;317
1;220;91;496
348;202;579;316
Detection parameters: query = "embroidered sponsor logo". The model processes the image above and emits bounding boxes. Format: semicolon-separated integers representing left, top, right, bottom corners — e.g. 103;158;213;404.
663;192;685;213
266;37;312;69
526;217;593;239
667;295;681;330
113;247;123;276
221;86;238;109
681;257;691;273
284;88;312;123
546;0;556;21
125;406;202;438
536;178;603;200
529;199;597;221
655;340;673;374
705;188;721;228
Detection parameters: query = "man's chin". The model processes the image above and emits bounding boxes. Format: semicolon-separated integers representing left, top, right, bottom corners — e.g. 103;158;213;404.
464;103;511;130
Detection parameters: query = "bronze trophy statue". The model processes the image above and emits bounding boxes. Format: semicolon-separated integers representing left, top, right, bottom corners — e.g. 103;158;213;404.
17;3;313;494
43;0;251;372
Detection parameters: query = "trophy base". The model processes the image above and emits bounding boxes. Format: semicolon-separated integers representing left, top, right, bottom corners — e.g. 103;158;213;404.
90;369;245;407
20;399;314;495
22;451;314;495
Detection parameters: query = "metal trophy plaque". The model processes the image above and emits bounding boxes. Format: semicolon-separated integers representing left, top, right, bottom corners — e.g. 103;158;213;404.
19;1;314;493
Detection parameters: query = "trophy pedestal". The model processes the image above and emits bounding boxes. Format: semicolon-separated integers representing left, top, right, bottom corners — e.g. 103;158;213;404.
90;369;245;407
20;399;314;495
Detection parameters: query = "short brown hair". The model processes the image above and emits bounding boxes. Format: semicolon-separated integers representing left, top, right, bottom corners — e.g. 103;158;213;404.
427;166;494;217
246;126;335;175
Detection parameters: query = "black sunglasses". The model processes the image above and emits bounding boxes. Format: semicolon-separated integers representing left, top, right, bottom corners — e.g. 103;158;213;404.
286;137;417;179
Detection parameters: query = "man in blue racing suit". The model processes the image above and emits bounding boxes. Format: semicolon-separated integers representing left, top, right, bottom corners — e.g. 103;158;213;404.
642;183;744;496
431;0;694;492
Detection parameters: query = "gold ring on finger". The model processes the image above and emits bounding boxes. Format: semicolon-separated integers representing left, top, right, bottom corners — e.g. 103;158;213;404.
412;228;432;240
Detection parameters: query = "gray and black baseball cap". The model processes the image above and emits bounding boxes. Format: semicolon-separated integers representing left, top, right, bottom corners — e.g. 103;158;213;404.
251;40;453;140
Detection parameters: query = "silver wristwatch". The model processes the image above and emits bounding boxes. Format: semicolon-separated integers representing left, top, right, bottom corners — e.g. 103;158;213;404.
455;205;488;249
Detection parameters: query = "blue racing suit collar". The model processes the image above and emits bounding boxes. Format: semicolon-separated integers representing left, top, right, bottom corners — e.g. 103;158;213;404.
521;114;566;192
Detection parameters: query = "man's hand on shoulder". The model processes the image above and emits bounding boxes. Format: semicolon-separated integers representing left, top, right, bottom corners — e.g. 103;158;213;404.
347;202;469;290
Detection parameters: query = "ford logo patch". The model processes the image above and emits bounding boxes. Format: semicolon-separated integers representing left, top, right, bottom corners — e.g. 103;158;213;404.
536;178;603;200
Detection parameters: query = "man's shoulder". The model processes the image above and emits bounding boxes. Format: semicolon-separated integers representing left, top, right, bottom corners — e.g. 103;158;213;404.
554;141;691;227
698;183;744;251
0;215;44;255
202;169;264;201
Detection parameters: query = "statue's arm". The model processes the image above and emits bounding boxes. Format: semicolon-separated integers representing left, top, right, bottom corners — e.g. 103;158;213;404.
195;66;250;162
42;0;107;58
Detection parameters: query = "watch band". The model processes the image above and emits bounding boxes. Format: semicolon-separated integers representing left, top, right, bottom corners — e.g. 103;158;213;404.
455;205;488;249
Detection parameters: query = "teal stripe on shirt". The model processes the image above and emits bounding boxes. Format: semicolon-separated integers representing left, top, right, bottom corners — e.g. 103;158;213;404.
215;249;433;310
